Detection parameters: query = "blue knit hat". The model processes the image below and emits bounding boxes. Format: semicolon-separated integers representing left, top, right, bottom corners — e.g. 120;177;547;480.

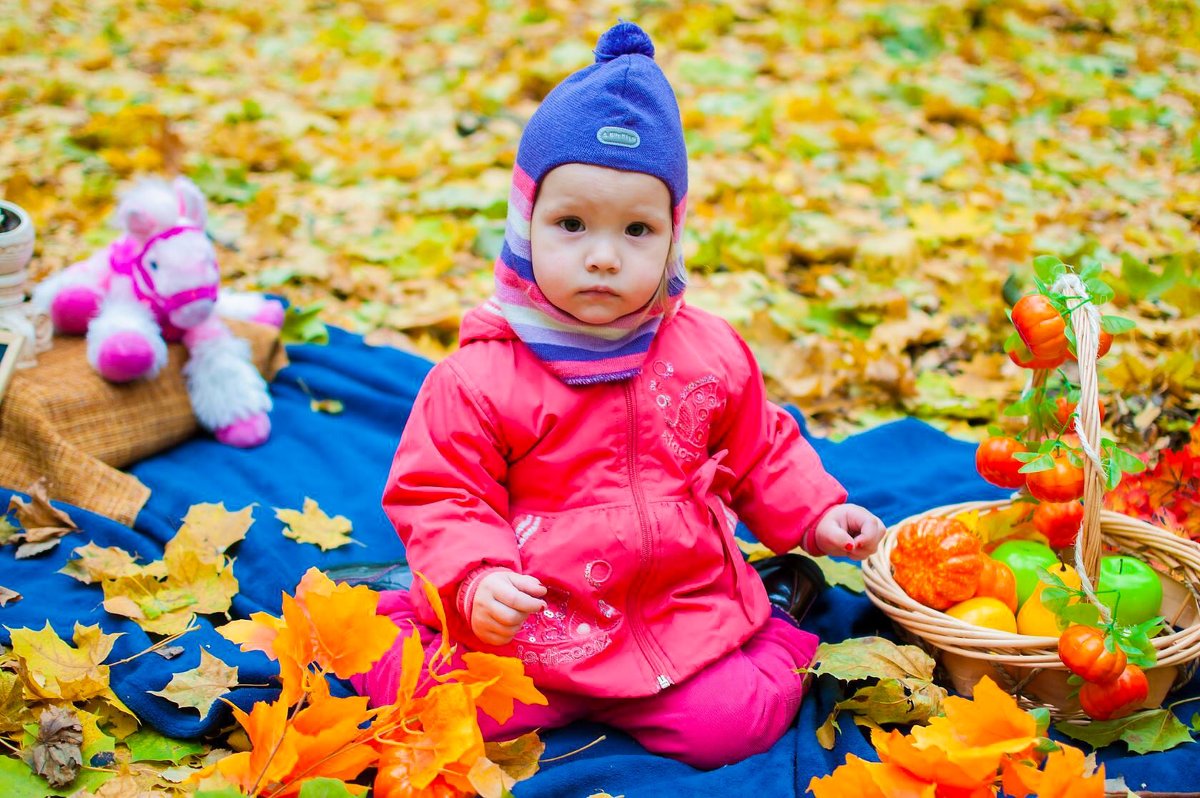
490;21;691;385
516;20;688;207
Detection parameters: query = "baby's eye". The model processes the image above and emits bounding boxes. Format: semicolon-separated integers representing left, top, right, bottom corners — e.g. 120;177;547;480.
558;218;584;233
626;222;650;237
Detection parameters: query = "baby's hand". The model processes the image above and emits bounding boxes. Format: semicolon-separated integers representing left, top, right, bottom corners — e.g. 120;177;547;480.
813;503;886;561
470;570;548;646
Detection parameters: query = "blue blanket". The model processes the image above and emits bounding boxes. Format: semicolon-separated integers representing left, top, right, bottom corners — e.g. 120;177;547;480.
2;327;1196;794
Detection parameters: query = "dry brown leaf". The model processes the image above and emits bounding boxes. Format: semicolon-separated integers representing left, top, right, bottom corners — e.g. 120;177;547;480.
5;477;79;558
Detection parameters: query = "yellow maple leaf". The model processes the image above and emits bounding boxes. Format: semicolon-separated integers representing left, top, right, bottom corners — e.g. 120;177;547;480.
102;573;201;636
8;622;121;703
162;546;240;615
60;542;144;584
169;502;255;561
274;498;356;550
908;203;993;244
100;545;238;637
149;649;240;716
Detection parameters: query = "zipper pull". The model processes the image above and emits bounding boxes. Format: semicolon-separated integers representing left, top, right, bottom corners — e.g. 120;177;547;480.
656;674;672;690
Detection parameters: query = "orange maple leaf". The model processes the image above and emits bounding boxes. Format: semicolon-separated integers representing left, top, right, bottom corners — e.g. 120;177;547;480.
374;742;473;798
418;571;453;665
873;728;1002;793
938;674;1038;749
205;684;377;797
444;651;548;724
297;570;401;678
209;698;297;795
219;567;400;704
1001;745;1105;798
220;611;287;657
404;682;486;790
807;753;937;798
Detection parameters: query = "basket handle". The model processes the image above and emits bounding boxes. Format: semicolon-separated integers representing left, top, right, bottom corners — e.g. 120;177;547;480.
1053;273;1107;617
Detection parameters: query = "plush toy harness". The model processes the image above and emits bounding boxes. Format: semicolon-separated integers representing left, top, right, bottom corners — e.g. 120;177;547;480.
107;226;219;339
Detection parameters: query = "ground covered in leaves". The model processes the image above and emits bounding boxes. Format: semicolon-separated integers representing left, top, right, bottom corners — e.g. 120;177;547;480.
3;0;1200;444
4;1;1200;793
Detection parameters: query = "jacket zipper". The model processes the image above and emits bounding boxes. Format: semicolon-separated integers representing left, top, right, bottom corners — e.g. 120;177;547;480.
624;382;674;692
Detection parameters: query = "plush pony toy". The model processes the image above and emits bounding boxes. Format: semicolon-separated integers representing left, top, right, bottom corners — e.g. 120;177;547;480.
32;176;284;448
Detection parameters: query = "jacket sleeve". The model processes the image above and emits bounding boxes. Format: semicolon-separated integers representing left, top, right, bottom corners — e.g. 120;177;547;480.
382;358;521;621
708;330;848;556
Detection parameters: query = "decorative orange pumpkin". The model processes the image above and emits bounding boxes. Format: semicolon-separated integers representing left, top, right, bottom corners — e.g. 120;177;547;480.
1007;339;1066;371
1079;664;1149;720
973;557;1018;613
1058;624;1127;683
1012;294;1068;359
890;517;984;610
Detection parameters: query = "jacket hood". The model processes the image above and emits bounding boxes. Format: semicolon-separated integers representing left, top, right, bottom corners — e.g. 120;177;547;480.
460;300;519;347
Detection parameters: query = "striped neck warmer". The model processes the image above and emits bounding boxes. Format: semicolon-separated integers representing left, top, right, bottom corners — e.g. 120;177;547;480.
491;21;689;386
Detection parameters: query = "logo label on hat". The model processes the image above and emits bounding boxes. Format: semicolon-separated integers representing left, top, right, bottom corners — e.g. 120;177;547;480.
597;126;640;148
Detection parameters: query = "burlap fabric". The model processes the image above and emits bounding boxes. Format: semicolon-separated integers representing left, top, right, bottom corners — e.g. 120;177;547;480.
0;320;287;525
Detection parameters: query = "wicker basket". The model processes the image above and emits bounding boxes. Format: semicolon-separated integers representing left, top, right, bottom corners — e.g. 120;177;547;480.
862;276;1200;719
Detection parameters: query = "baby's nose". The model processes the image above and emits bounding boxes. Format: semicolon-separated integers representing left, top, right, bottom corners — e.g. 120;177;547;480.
586;241;620;272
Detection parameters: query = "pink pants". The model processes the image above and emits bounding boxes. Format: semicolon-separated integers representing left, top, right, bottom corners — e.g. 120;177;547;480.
350;591;819;769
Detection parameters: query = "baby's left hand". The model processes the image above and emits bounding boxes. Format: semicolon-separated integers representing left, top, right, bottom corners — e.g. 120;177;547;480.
813;503;886;560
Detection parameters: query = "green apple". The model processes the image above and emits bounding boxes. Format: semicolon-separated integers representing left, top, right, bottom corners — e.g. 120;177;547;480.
990;540;1060;608
1095;555;1163;627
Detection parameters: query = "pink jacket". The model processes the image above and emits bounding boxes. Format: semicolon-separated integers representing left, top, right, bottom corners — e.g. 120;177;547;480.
382;302;847;698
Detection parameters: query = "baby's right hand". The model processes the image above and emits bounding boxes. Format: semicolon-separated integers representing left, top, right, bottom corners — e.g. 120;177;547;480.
470;570;548;646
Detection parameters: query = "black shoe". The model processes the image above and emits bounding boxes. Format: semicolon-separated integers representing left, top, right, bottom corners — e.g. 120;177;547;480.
324;561;413;592
751;554;825;625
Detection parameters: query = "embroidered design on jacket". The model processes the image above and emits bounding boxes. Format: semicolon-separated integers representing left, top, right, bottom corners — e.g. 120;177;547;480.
648;359;725;462
513;585;621;668
513;514;543;549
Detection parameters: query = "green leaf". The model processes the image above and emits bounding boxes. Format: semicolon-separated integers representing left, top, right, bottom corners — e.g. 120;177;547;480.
1190;713;1199;733
1054;709;1196;754
1017;454;1054;473
196;789;249;798
281;304;329;346
1100;315;1136;334
1108;447;1147;476
1033;254;1064;281
1040;586;1071;614
1003;398;1030;417
1059;603;1101;627
297;778;360;798
126;728;206;763
0;756;58;798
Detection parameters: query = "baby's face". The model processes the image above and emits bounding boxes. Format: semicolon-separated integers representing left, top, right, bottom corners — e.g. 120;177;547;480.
530;163;672;326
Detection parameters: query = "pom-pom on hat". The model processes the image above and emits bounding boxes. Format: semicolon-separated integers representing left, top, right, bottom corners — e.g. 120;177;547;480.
490;21;690;386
